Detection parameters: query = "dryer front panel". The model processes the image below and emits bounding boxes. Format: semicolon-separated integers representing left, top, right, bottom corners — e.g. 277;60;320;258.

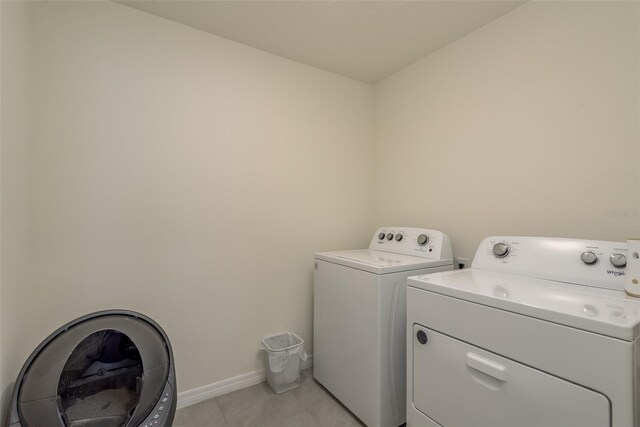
411;325;610;427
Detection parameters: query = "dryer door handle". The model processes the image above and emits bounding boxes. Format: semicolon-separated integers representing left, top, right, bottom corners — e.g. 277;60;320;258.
466;353;508;381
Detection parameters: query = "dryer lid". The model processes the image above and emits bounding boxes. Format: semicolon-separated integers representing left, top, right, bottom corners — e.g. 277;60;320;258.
408;269;640;341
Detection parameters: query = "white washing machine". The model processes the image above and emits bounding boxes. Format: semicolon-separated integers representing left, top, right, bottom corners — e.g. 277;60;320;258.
314;227;453;427
406;236;640;427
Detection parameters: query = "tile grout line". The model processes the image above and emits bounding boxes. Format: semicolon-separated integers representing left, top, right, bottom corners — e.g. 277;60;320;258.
214;397;231;427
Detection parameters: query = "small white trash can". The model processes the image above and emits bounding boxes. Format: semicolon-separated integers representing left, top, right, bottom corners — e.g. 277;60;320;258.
261;332;308;394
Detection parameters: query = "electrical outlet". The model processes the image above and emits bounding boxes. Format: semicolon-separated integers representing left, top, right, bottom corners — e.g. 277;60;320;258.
455;257;470;270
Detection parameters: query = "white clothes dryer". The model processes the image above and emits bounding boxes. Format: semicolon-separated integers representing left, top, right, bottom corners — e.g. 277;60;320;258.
314;227;453;427
407;236;640;427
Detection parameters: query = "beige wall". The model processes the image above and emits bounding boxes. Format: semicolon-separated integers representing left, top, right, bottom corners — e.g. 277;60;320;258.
5;0;374;398
1;0;32;419
1;0;639;416
374;1;640;259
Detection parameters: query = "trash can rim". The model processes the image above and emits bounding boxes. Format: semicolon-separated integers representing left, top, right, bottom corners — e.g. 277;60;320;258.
261;331;304;353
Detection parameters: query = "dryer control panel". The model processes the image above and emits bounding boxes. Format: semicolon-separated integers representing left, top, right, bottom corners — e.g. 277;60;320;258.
472;236;627;291
369;227;453;261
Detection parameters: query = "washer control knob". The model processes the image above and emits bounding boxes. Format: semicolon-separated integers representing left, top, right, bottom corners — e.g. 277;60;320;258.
581;251;598;265
610;253;627;268
416;330;428;345
395;234;403;242
378;232;386;240
417;234;429;246
386;233;394;241
492;243;509;258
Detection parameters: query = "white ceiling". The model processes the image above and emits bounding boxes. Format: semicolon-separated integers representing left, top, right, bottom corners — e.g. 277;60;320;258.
118;1;525;83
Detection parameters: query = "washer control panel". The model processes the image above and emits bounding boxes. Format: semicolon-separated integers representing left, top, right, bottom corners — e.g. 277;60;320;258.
141;381;173;427
369;227;453;261
473;236;628;291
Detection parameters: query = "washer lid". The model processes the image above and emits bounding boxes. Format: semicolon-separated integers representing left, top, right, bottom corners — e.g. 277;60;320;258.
408;269;640;340
315;249;452;274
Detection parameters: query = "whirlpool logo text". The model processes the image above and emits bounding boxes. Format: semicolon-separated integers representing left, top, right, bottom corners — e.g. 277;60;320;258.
607;269;626;277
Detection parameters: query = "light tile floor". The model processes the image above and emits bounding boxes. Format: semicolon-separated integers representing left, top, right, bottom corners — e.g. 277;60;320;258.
173;369;365;427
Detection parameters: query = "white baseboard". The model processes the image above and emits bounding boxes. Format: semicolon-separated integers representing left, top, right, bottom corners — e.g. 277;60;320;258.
177;355;313;409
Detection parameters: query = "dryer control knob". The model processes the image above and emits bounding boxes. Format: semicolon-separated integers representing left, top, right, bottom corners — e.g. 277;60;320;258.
610;253;627;268
386;233;394;241
581;251;598;265
378;232;386;240
492;243;509;258
417;234;429;246
395;234;403;242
